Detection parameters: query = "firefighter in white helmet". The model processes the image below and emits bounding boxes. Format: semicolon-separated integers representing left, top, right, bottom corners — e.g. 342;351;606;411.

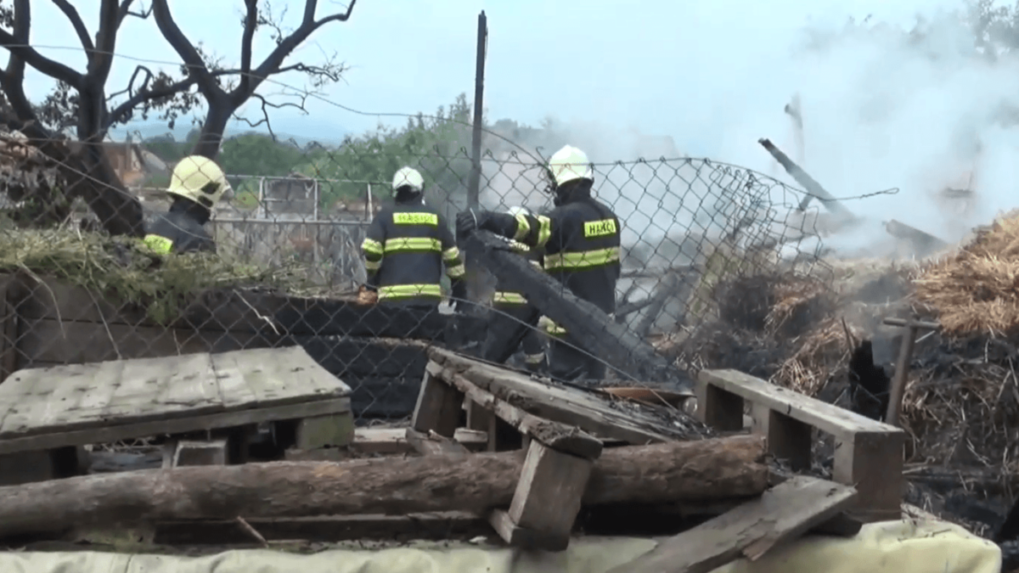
456;145;621;382
144;155;231;254
360;166;466;308
480;206;547;372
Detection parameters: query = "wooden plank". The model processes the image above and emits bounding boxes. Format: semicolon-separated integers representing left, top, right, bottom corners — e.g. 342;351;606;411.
466;400;497;452
0;362;105;437
0;275;18;383
696;382;744;432
411;366;463;438
488;509;548;550
506;440;593;549
752;403;812;471
152;353;221;419
212;346;344;409
350;428;488;454
438;365;603;460
0;397;350;455
698;369;901;441
104;353;213;420
0;347;350;441
430;349;702;445
405;429;469;456
609;477;858;573
833;431;904;522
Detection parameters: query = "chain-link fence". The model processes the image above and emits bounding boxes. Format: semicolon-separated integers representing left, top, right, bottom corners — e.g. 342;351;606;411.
0;131;837;434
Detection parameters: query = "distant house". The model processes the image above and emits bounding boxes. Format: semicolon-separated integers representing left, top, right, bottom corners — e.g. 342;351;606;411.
69;135;169;188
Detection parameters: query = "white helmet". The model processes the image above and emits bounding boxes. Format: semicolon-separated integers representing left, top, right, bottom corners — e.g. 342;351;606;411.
506;206;532;218
547;145;593;188
392;166;424;193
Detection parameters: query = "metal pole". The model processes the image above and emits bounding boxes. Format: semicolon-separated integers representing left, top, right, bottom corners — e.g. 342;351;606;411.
466;10;488;209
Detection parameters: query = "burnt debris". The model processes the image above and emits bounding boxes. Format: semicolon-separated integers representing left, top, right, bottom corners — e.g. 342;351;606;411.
847;340;891;422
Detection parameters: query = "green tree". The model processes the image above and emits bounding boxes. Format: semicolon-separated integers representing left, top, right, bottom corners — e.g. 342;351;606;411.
299;93;477;214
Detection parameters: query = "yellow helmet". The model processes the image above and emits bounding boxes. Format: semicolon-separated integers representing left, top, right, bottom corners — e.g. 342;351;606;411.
547;145;594;188
166;155;232;209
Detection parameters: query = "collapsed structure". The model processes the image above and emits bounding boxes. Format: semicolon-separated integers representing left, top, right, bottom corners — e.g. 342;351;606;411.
0;134;1010;572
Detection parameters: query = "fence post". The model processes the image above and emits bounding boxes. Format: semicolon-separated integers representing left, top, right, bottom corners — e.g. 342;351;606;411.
257;177;266;219
466;10;488;210
313;179;320;220
366;183;373;221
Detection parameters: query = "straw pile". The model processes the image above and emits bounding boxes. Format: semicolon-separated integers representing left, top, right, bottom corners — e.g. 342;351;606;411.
670;233;1019;536
915;213;1019;335
0;227;311;324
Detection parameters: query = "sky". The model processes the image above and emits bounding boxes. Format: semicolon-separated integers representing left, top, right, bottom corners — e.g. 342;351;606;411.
24;0;1019;255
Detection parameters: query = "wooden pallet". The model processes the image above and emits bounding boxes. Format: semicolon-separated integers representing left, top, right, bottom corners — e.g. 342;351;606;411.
413;348;713;551
0;346;353;483
696;368;905;522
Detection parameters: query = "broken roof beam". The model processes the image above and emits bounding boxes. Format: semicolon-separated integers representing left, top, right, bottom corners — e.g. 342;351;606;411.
884;219;948;257
463;230;695;393
758;138;855;220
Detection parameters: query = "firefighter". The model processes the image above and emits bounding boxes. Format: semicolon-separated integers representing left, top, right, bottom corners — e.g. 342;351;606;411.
456;145;621;382
144;155;230;255
482;206;547;372
360;166;466;309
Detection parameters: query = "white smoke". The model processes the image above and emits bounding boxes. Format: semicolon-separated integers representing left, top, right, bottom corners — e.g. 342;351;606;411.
479;4;1019;260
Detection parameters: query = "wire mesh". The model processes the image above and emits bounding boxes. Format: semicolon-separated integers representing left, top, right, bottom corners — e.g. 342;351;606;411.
0;129;840;435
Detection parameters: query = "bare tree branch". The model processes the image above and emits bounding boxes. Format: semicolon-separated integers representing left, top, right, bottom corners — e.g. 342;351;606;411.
117;0;151;25
2;0;45;133
238;0;258;94
240;0;356;103
0;0;83;88
50;0;96;56
234;91;311;140
151;0;224;98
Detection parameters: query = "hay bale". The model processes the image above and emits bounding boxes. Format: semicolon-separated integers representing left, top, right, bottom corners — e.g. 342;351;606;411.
915;214;1019;335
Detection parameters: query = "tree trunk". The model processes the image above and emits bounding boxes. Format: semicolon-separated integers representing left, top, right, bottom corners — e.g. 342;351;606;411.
192;101;232;159
0;436;767;537
70;83;145;237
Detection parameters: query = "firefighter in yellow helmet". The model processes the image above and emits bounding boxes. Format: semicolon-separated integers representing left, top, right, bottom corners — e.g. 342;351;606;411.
456;145;621;382
360;166;467;309
480;206;547;372
143;155;231;255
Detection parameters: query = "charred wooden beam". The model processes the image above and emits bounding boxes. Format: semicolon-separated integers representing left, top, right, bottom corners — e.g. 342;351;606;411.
463;231;695;392
884;219;948;257
758;138;855;220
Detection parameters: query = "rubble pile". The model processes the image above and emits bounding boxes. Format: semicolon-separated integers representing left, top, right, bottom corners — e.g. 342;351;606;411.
657;214;1019;538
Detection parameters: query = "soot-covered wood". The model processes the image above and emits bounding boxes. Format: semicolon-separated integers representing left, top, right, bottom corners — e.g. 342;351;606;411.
0;435;767;537
463;231;695;391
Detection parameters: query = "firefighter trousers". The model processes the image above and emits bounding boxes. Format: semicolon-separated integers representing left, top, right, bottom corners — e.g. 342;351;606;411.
480;304;546;371
547;336;606;382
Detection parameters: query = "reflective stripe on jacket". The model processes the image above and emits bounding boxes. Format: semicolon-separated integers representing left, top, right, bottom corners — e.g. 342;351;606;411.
361;201;464;306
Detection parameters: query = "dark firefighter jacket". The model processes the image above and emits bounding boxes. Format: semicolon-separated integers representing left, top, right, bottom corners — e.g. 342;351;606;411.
492;239;544;306
481;192;621;334
361;200;466;306
143;201;216;255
